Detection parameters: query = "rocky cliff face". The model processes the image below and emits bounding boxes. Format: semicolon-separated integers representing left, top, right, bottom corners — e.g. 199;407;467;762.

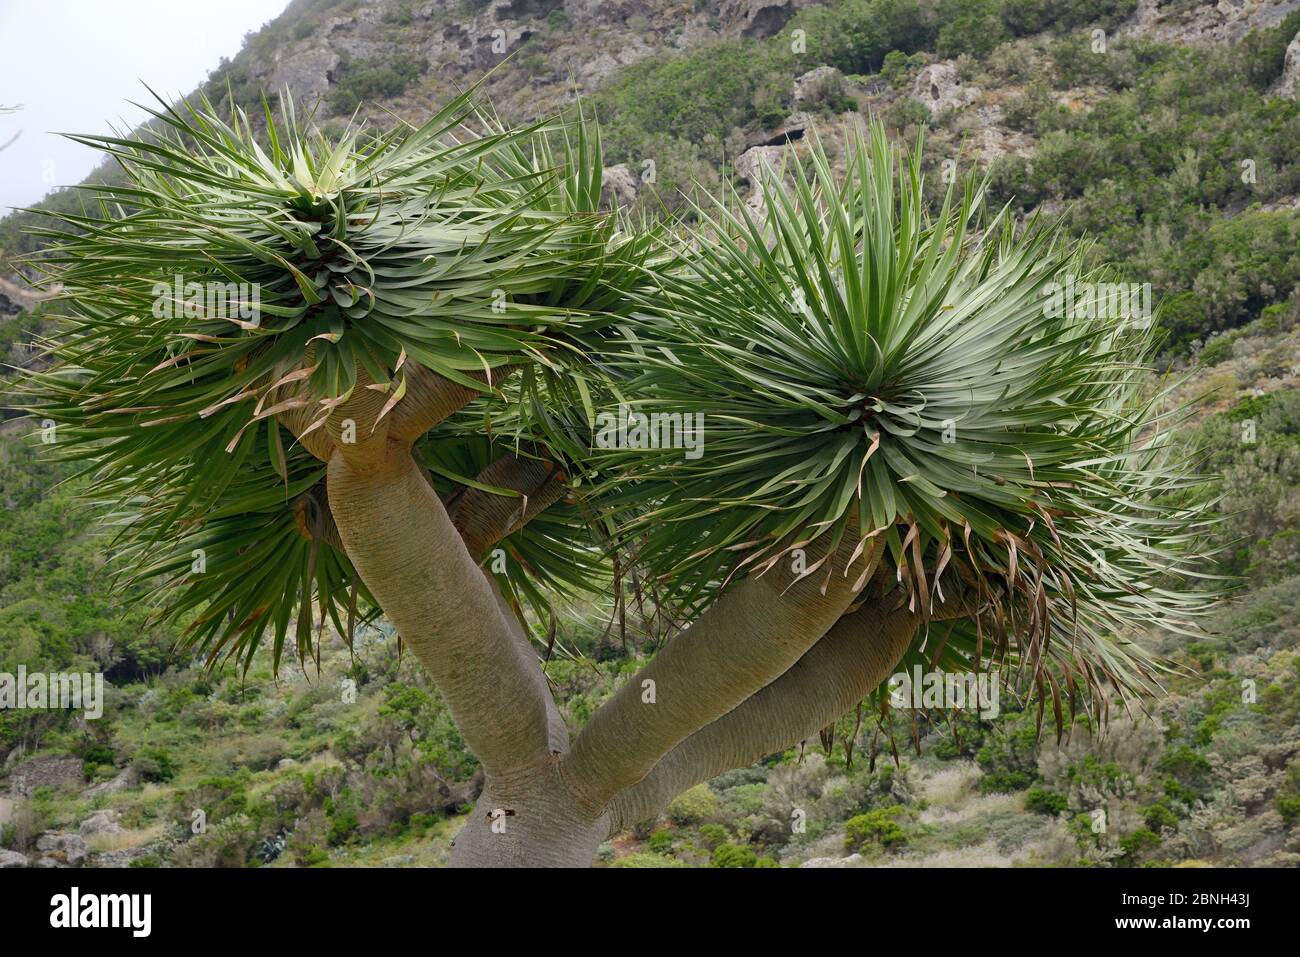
247;0;1300;110
159;0;1300;210
1278;23;1300;92
1124;0;1300;44
5;1;1300;295
245;0;819;124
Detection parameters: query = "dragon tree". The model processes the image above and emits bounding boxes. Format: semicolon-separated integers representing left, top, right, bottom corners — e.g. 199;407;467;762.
23;91;1215;866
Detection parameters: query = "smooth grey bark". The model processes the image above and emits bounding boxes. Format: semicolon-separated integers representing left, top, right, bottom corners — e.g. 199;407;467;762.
328;443;603;866
448;569;602;866
329;450;902;865
560;531;879;813
449;453;567;558
605;581;985;833
605;597;920;832
387;365;511;444
282;370;607;865
448;760;609;867
327;447;556;778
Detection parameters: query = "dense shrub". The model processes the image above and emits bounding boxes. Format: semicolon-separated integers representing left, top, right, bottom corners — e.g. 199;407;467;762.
666;783;720;825
710;842;776;867
1240;11;1300;91
177;775;249;828
1000;0;1137;36
1276;762;1300;823
712;842;758;867
844;805;909;850
81;742;116;777
1119;826;1162;863
325;802;360;846
696;823;729;851
648;828;676;854
1024;785;1067;815
976;719;1041;793
1141;800;1181;833
1157;746;1213;794
133;746;177;783
797;0;934;75
936;0;1008;59
329;53;428;113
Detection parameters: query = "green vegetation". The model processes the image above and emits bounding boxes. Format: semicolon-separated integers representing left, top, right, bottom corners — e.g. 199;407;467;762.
797;0;934;75
1024;786;1067;816
844;805;909;851
1278;763;1300;823
6;0;1299;364
583;3;1300;357
977;26;1300;353
329;52;428;114
935;0;1138;58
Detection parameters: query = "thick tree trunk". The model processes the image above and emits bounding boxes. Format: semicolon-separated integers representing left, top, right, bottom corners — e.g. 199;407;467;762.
448;760;609;867
606;599;920;831
326;446;556;777
445;578;609;866
326;442;602;866
560;530;878;813
450;597;916;865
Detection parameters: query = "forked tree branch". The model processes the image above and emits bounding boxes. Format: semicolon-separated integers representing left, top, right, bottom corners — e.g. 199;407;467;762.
275;401;335;463
449;453;568;558
559;530;880;814
604;598;917;831
603;582;982;831
327;447;555;777
320;447;570;769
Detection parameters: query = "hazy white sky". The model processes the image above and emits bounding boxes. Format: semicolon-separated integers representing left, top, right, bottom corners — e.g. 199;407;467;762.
0;0;292;214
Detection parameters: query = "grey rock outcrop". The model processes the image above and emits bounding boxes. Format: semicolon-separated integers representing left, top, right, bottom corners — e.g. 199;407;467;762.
601;163;640;209
793;65;844;108
266;47;340;101
79;809;124;839
84;766;136;798
735;143;791;220
94;844;164;868
1126;0;1300;45
801;853;865;867
575;38;655;92
34;831;87;866
1277;29;1300;96
913;62;978;115
723;0;797;39
6;756;83;797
